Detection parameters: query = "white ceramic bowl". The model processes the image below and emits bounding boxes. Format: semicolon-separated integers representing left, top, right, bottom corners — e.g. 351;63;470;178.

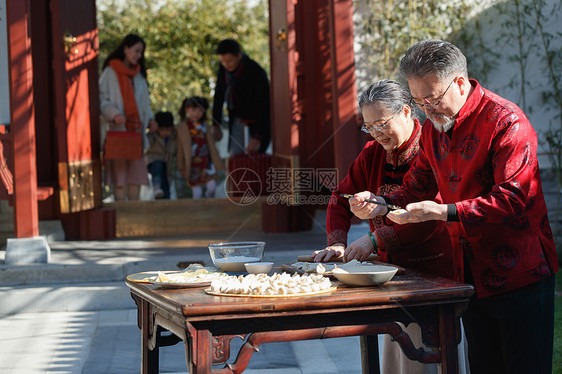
208;241;265;272
332;265;398;286
244;262;274;274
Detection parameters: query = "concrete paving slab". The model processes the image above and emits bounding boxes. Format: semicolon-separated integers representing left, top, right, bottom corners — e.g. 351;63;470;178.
293;339;340;373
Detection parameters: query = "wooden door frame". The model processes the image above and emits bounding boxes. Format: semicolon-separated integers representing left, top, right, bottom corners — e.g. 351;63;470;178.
5;0;40;237
269;0;361;179
265;0;361;232
4;0;360;237
5;0;109;240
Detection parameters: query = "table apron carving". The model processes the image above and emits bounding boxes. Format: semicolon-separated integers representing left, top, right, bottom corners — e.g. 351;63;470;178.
213;323;441;374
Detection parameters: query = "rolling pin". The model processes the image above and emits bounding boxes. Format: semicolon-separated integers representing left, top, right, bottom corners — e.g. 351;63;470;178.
297;253;379;262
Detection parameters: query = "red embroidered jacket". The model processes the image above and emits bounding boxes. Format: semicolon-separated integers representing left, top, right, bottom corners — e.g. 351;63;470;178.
327;119;456;279
386;80;559;297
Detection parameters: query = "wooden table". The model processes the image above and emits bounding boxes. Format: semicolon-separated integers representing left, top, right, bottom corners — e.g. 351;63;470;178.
126;271;474;374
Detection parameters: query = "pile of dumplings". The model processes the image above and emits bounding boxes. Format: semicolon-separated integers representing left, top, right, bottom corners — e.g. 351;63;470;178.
210;272;333;295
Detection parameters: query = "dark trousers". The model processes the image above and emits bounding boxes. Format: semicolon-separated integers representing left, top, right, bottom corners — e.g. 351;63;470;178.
462;275;555;374
147;161;170;199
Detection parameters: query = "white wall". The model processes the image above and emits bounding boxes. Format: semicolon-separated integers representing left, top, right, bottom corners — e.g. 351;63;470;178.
352;0;562;169
0;0;10;125
468;0;562;169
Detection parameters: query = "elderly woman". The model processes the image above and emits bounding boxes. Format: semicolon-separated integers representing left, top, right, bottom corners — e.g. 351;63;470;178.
312;80;467;374
313;80;454;274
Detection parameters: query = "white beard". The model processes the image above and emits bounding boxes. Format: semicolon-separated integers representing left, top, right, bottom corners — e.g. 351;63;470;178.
430;116;455;133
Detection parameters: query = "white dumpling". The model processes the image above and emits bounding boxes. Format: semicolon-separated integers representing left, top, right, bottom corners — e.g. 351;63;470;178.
264;287;275;295
300;285;312;293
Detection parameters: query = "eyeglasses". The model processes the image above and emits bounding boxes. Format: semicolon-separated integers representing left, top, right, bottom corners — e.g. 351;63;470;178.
412;78;456;109
361;111;399;133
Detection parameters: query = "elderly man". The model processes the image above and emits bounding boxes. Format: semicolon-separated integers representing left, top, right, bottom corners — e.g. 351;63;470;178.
350;39;558;373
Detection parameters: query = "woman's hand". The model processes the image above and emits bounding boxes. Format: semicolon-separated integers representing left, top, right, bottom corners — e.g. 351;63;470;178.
386;200;448;224
343;235;375;262
245;138;261;154
349;191;387;220
112;114;126;129
311;244;345;262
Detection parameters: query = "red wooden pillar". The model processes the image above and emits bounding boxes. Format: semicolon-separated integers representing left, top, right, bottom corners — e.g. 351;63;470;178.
329;0;361;182
6;0;39;237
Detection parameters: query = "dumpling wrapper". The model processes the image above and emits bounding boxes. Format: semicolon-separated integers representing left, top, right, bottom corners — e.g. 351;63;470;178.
386;208;408;220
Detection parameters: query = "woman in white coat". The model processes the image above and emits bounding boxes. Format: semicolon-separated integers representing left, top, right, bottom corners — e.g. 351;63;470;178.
99;33;157;201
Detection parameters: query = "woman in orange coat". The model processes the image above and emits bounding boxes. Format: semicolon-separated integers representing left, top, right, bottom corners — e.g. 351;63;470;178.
99;33;157;201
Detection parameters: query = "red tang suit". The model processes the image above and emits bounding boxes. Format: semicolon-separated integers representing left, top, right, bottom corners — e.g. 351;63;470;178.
386;80;558;297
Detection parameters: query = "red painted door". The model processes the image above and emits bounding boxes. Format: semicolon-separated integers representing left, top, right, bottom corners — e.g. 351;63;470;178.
266;0;361;232
269;0;361;182
49;0;102;214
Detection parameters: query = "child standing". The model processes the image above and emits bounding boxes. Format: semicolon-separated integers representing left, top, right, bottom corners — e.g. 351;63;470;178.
177;97;225;199
146;111;177;199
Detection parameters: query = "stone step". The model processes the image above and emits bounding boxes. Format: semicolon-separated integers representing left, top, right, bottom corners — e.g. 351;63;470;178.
108;196;265;237
0;245;310;287
0;257;189;286
0;247;318;313
0;259;187;313
0;281;136;314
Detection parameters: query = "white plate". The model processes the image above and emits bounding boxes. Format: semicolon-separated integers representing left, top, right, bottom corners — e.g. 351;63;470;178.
148;279;212;288
126;270;180;284
332;265;398;286
142;269;223;288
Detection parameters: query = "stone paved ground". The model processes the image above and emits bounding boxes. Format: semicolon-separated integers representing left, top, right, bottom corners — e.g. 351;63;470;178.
0;304;365;374
0;215;371;374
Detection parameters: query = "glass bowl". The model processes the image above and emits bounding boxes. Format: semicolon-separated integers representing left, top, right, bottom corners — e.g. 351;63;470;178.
208;241;265;272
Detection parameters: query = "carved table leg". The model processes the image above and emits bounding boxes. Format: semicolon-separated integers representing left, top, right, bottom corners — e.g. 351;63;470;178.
140;299;159;374
189;329;213;374
360;335;381;374
438;303;458;374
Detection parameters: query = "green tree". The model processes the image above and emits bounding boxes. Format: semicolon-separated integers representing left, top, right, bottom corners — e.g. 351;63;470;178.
97;0;269;120
353;0;471;89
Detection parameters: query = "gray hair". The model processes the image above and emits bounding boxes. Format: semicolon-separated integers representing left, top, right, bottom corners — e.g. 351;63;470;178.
358;79;413;115
399;39;468;80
